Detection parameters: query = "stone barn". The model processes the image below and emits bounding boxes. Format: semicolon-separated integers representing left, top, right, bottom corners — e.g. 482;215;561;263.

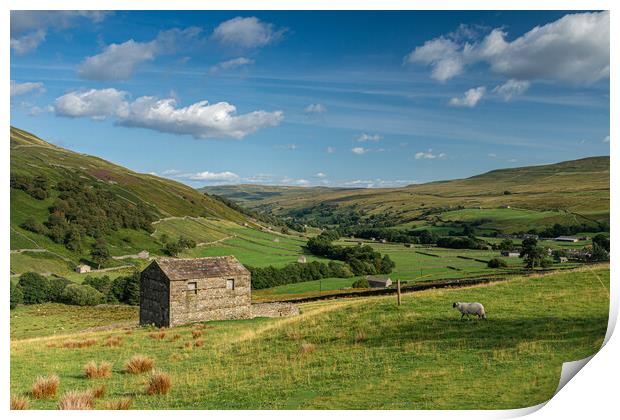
140;256;251;327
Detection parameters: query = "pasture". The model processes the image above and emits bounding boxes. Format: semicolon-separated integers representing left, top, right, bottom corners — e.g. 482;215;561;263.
10;266;609;409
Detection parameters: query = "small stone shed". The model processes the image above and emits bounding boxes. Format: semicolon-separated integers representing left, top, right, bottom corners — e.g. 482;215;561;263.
75;264;91;274
366;276;393;288
140;256;252;327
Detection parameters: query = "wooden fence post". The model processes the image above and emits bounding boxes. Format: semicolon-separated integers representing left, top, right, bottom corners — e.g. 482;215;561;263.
397;279;401;306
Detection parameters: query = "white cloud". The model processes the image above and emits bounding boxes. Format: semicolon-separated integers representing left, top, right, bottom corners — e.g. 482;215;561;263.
326;146;335;154
405;11;609;85
28;105;54;116
11;11;109;54
54;88;129;120
603;135;610;143
356;133;383;142
351;147;369;155
488;153;498;158
315;172;327;178
10;80;45;97
184;171;240;181
415;149;447;160
212;16;285;48
304;103;327;114
78;27;201;80
449;86;486;107
276;144;299;150
404;37;464;82
493;79;531;101
53;88;283;139
208;57;254;74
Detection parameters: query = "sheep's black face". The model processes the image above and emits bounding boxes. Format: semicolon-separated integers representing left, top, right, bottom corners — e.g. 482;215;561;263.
452;302;457;308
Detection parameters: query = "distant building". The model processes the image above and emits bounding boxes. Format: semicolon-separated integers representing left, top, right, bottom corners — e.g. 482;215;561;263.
75;264;91;274
501;251;520;258
366;276;393;288
404;243;413;248
380;239;387;244
297;255;307;263
138;250;150;259
559;257;569;263
555;236;579;243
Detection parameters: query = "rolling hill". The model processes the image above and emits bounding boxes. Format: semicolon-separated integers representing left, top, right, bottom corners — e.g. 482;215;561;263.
203;156;610;233
10;126;250;275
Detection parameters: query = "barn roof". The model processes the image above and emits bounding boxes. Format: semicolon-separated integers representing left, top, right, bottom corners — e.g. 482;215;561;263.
154;256;249;281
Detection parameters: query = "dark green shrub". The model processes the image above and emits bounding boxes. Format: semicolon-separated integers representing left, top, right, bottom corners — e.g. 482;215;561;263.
110;273;140;305
487;258;508;268
352;278;369;288
10;282;23;309
17;272;50;304
61;284;104;306
48;277;72;302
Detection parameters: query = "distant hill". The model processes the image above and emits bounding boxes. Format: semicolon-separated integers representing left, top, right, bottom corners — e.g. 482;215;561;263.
10;126;248;273
202;156;610;231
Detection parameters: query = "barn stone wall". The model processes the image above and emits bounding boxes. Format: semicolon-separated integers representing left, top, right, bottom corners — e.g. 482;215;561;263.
251;302;300;318
140;264;170;327
168;273;251;326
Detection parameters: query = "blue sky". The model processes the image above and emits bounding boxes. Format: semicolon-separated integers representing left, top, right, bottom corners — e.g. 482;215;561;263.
10;10;610;188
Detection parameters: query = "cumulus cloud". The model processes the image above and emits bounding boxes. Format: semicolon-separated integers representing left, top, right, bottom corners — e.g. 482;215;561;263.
212;16;286;48
449;86;486;107
53;88;283;139
11;11;108;54
414;149;446;160
351;147;369;155
304;103;327;114
10;80;45;97
493;79;531;101
78;27;201;80
208;57;254;74
356;133;383;142
54;88;129;120
405;11;609;85
603;135;610;143
326;146;335;154
184;171;240;181
315;172;327;178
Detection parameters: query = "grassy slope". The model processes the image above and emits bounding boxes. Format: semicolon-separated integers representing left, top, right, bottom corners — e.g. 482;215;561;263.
203;157;610;229
10;126;251;273
10;266;609;409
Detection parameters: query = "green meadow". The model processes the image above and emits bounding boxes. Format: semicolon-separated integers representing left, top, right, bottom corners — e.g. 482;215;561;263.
10;266;609;409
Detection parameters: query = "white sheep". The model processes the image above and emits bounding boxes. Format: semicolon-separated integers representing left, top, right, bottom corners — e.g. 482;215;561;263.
452;302;486;320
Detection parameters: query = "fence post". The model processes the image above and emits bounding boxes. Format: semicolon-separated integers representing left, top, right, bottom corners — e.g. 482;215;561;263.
397;279;401;306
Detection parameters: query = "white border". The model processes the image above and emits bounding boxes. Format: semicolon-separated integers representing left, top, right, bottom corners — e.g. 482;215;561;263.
3;1;616;419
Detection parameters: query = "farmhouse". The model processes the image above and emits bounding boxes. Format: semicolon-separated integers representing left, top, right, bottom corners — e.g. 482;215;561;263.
140;256;252;327
555;236;579;243
501;251;520;258
297;255;307;263
75;264;91;274
366;276;393;288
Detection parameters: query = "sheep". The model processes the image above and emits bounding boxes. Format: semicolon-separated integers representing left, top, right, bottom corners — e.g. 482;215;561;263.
452;302;486;320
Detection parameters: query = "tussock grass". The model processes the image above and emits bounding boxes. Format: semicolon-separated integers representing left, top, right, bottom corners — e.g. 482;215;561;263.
184;341;193;350
191;330;203;339
104;397;133;410
90;384;106;398
147;372;172;395
57;390;94;410
123;355;154;374
299;343;315;355
194;339;204;347
10;395;29;410
148;331;166;340
31;375;59;399
169;334;182;342
84;361;112;379
61;338;97;349
105;336;123;347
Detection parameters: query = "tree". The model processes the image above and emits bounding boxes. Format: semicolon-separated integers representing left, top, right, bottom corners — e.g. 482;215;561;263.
90;239;111;269
48;277;72;302
487;258;508;268
61;284;104;306
499;239;515;251
164;241;182;257
590;243;609;262
17;272;50;304
10;282;23;309
519;238;550;269
352;278;369;288
593;234;610;252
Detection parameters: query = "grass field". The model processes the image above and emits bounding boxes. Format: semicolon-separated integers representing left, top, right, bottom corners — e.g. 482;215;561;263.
10;266;609;409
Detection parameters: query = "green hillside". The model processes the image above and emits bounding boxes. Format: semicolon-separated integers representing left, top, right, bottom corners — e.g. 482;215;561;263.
203;157;610;233
10;127;250;275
